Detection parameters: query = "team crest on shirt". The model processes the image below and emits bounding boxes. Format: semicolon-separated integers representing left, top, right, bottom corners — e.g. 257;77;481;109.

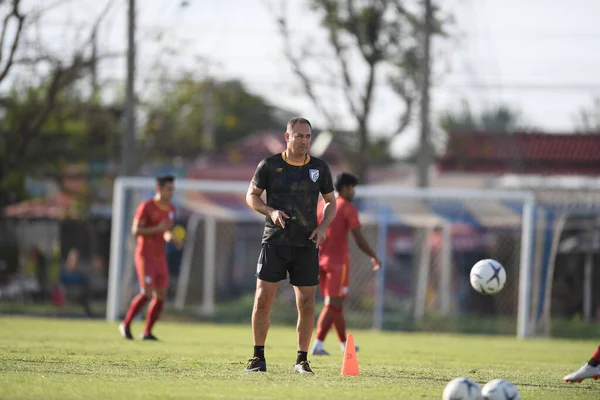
309;169;319;182
168;211;174;220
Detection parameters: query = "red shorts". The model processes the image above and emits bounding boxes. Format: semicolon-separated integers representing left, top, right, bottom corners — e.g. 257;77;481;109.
135;255;169;289
319;263;349;299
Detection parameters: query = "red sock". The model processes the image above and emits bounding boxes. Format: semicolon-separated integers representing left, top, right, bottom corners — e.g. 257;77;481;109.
591;346;600;362
334;307;347;343
123;294;149;327
316;305;340;341
144;298;164;335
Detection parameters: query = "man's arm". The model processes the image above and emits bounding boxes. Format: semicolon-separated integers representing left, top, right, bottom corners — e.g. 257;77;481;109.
131;204;171;236
319;191;337;230
351;228;381;270
246;183;273;217
246;183;289;227
132;219;171;236
309;191;336;247
351;228;377;259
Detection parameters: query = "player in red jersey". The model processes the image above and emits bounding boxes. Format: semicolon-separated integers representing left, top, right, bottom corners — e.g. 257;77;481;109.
119;175;182;340
311;172;381;355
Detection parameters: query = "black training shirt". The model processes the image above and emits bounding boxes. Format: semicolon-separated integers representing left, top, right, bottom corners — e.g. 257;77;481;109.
251;152;334;246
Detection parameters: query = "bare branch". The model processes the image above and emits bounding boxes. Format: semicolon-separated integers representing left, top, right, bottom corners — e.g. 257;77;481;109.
85;0;116;47
0;0;25;82
16;55;94;157
327;20;361;122
273;0;336;127
392;86;414;137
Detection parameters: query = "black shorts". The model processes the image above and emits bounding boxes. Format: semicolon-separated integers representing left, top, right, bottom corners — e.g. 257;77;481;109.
256;244;319;286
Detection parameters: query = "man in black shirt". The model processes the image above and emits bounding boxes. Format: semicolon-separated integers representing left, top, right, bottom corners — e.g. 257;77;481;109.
244;117;337;374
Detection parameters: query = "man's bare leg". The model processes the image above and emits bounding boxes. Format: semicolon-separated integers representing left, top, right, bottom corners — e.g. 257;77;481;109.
245;279;279;372
252;279;279;346
294;285;317;351
293;285;317;374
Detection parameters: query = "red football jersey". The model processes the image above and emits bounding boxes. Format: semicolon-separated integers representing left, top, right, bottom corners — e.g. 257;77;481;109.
133;199;176;260
317;196;360;265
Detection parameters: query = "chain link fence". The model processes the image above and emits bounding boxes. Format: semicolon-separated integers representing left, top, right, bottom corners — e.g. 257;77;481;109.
164;192;529;335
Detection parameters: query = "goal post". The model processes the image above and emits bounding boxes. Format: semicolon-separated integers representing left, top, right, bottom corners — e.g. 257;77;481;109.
106;177;536;339
106;178;251;322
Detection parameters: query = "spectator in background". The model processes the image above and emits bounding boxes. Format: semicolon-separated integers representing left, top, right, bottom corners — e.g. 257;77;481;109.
59;248;92;317
89;255;108;299
29;245;48;302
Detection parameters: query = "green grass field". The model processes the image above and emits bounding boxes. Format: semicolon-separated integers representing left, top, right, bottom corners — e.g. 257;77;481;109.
1;316;599;399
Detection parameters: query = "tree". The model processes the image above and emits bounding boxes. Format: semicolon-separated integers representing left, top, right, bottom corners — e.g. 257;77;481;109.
400;101;533;162
0;0;116;207
573;98;600;133
141;76;292;161
439;100;533;135
274;0;448;180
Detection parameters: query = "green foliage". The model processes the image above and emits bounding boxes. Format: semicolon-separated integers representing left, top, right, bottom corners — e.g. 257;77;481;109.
0;78;121;208
142;76;287;161
2;90;120;169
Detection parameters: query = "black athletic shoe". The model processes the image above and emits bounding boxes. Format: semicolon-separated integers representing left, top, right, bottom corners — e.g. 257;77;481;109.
142;333;159;341
293;360;314;374
244;357;267;372
119;323;133;340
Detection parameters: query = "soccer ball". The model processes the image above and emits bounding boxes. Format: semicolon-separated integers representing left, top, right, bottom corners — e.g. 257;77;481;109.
443;377;483;400
469;259;506;295
481;379;521;400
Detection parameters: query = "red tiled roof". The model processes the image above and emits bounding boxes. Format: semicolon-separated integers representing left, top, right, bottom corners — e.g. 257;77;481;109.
3;192;77;219
438;132;600;175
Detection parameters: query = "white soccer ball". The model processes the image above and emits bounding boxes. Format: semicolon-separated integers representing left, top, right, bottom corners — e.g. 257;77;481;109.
470;259;506;295
443;377;483;400
481;379;521;400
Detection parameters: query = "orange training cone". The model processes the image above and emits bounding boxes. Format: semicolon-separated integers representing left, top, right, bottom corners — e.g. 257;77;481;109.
341;333;359;376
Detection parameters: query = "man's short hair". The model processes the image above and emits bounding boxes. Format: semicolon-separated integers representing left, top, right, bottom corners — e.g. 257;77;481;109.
156;175;175;187
286;117;312;134
334;172;358;192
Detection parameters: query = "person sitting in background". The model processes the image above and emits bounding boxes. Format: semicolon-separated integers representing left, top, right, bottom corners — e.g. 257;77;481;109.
28;245;48;302
59;248;92;317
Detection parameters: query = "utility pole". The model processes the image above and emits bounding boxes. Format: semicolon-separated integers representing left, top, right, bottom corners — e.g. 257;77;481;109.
417;0;433;188
91;29;98;98
121;0;136;176
203;78;215;151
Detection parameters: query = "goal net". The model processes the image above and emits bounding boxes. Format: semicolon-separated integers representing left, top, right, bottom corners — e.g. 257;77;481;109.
106;178;538;338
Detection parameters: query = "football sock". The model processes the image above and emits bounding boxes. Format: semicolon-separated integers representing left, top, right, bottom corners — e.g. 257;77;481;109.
316;305;340;341
144;298;164;335
313;339;324;350
254;346;265;361
123;294;149;327
588;346;600;367
296;351;308;364
334;307;347;343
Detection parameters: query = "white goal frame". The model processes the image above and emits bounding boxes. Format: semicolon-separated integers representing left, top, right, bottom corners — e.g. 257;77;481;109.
106;177;536;338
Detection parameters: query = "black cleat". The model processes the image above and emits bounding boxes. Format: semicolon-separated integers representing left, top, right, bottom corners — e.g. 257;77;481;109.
142;333;159;341
244;357;267;372
119;323;133;340
293;360;314;374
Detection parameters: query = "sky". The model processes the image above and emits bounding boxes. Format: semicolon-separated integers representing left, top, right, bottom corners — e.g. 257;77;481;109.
10;0;600;157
